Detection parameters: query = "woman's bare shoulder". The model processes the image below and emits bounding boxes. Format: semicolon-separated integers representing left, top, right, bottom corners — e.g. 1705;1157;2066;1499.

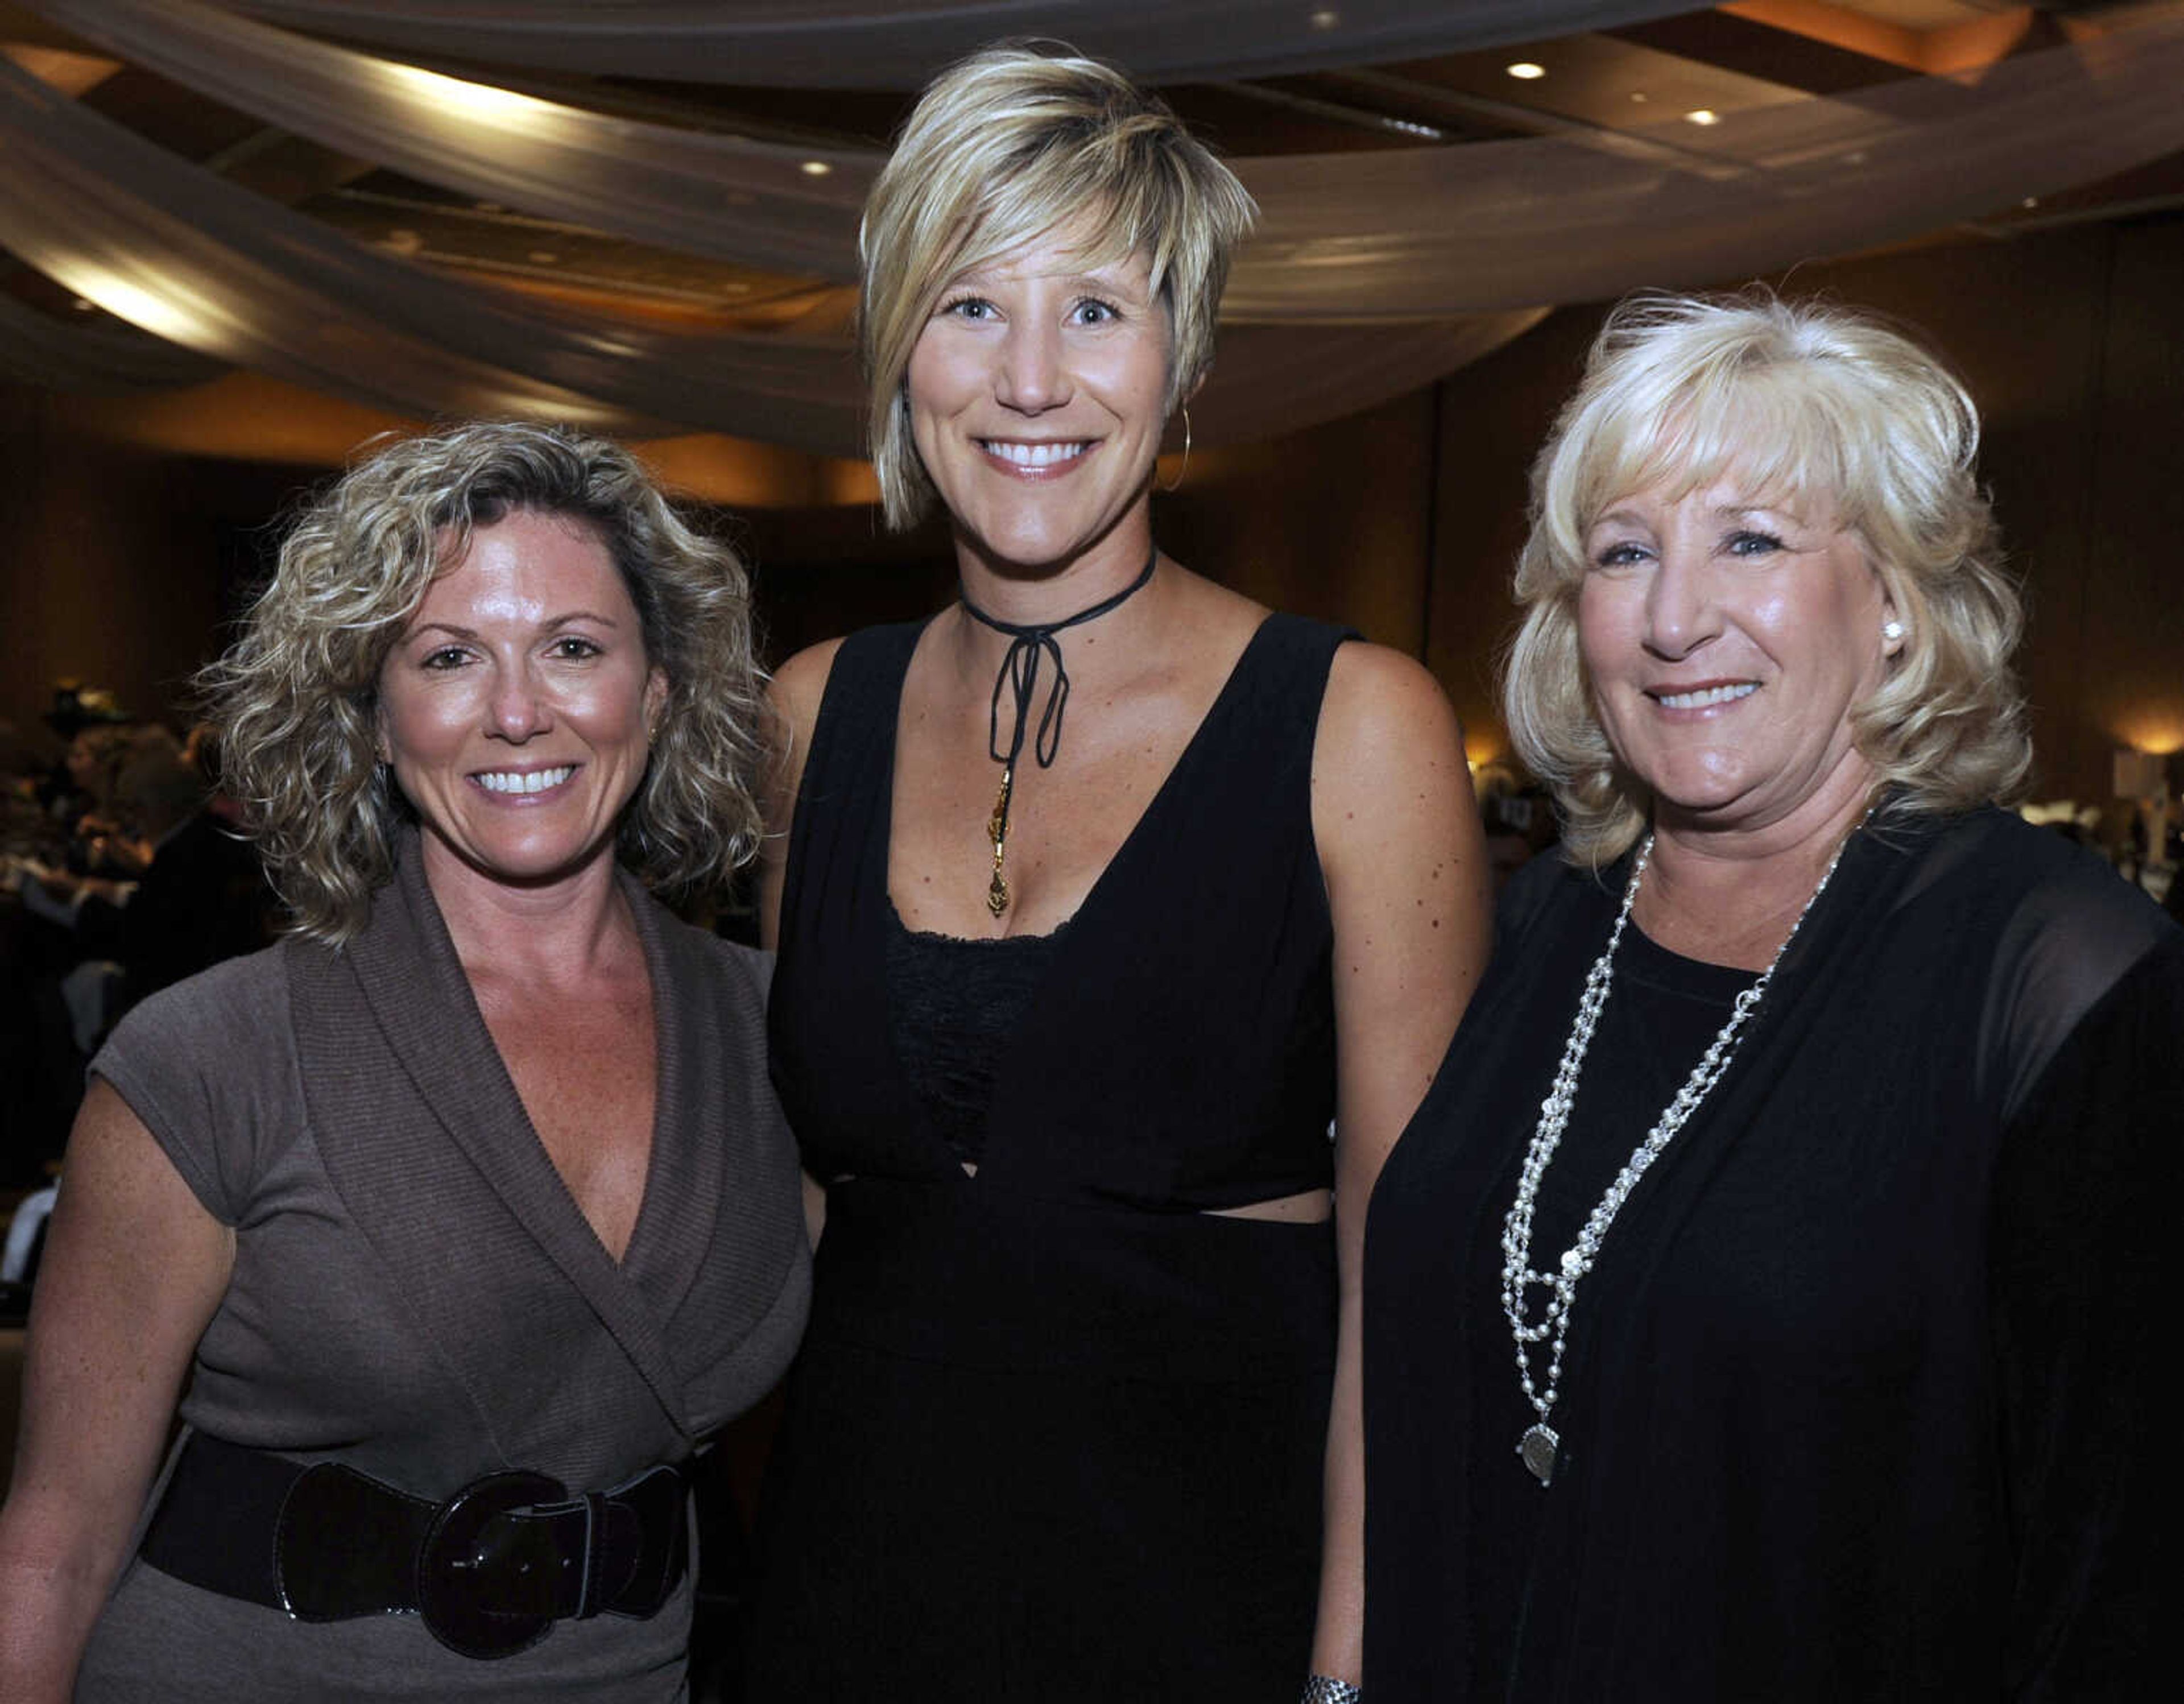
770;637;849;742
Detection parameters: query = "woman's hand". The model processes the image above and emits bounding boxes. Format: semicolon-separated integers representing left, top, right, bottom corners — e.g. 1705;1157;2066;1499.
0;1082;233;1702
1307;641;1493;1682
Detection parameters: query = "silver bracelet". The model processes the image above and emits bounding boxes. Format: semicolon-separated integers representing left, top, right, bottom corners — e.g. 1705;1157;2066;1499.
1301;1678;1362;1704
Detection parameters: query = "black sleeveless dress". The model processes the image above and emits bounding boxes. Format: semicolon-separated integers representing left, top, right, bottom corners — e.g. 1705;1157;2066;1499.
751;614;1351;1701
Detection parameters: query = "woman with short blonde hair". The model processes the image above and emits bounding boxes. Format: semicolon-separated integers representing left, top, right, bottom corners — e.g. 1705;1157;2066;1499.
857;43;1255;528
750;42;1488;1703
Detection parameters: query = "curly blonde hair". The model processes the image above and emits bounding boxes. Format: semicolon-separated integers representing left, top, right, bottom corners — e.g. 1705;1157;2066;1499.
205;420;768;942
1505;291;2030;865
859;42;1256;529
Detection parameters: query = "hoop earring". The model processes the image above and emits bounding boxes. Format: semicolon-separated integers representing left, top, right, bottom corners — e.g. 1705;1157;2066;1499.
1157;406;1192;494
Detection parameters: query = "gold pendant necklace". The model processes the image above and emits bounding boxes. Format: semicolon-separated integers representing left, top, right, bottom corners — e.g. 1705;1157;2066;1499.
959;547;1157;919
986;764;1015;917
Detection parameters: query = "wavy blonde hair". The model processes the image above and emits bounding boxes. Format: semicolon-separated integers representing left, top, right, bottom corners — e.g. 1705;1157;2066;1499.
859;42;1256;529
1506;291;2029;865
205;420;768;942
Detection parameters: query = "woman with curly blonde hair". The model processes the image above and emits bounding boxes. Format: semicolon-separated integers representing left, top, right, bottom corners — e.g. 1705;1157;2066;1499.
1363;293;2179;1699
0;421;809;1701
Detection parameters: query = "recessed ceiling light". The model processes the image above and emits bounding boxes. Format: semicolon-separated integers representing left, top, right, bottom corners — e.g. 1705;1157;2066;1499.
2021;196;2040;210
1630;92;1649;104
1506;62;1546;81
1684;109;1720;127
1310;7;1342;29
799;159;833;177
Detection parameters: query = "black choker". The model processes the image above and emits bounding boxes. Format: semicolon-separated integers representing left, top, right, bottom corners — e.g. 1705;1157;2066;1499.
959;547;1158;917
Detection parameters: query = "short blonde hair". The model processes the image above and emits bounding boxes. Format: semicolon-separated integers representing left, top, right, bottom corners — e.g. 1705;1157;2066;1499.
859;42;1256;528
1505;291;2029;865
205;421;768;942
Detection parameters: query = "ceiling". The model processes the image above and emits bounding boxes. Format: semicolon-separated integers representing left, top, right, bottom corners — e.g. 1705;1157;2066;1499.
3;0;2178;495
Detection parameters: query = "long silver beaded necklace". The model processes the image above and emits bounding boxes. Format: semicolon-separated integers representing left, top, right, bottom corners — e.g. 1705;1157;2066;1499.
1500;826;1854;1486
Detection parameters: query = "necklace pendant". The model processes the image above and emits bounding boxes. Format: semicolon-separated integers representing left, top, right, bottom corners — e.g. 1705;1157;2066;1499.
1519;1422;1559;1485
985;765;1014;917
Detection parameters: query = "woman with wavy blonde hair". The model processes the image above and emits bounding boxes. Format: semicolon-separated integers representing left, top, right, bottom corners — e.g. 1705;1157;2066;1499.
748;41;1488;1704
0;421;809;1701
1362;293;2178;1699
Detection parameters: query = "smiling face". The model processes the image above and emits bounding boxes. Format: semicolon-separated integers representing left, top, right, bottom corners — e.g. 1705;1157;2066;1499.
1577;474;1898;840
904;222;1170;577
376;508;665;892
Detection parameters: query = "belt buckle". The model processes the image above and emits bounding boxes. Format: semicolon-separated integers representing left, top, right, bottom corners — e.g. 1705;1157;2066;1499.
416;1470;566;1658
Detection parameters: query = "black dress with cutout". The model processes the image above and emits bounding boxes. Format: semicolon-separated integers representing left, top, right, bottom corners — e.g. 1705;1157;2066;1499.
750;615;1352;1701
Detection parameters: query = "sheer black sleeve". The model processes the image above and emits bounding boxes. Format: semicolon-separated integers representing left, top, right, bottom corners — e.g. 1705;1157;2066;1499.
1989;932;2184;1699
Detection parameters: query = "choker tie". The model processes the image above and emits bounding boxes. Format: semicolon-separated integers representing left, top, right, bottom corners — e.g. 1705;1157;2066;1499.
959;547;1157;917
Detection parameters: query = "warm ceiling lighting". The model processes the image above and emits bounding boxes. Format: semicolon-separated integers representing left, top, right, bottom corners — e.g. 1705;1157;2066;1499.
1505;62;1546;81
379;62;556;130
799;159;834;177
67;271;214;345
1684;108;1721;126
1310;8;1342;30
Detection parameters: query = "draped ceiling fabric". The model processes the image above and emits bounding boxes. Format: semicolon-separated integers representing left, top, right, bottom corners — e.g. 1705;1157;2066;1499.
31;0;879;280
4;1;2184;452
0;284;221;392
1228;6;2184;319
0;52;861;445
224;1;1709;88
23;0;2184;319
0;51;1536;453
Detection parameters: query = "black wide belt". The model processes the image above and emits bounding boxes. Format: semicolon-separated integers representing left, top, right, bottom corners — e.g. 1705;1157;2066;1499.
139;1431;689;1658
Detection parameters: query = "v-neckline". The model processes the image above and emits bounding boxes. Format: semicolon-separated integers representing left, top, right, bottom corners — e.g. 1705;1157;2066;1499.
881;610;1276;944
868;612;1279;1177
407;847;674;1276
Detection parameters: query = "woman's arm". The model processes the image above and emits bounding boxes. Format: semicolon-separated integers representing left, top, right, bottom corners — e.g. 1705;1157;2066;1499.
756;637;843;954
1990;936;2184;1701
0;1081;234;1703
1307;642;1492;1689
758;637;844;1251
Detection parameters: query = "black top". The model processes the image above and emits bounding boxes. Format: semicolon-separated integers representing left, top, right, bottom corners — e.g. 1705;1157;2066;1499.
1363;808;2183;1702
1469;926;1756;1679
771;611;1347;1213
884;904;1063;1165
754;611;1355;1701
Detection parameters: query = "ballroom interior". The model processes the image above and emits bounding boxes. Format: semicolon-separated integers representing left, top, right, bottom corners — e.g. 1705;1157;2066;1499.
5;1;2184;1224
4;0;2182;806
4;1;2184;1670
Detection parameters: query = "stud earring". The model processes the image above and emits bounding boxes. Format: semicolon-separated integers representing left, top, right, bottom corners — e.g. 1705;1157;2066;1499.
1881;618;1906;646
